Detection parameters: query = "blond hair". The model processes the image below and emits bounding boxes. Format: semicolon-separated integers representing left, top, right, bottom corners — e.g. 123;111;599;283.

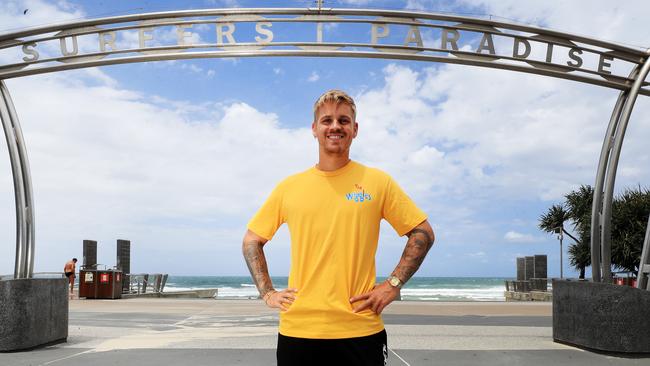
313;89;357;122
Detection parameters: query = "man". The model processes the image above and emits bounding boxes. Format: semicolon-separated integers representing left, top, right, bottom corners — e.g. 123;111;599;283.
243;90;434;365
64;258;77;294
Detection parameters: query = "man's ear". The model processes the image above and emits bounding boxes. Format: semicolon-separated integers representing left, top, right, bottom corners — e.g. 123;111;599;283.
312;121;317;137
353;121;358;138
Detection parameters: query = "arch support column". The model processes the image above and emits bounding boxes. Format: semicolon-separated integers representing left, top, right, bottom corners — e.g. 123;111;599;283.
591;54;650;282
0;80;35;279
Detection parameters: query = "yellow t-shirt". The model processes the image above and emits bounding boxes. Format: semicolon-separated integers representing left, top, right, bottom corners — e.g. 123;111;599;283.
247;160;427;339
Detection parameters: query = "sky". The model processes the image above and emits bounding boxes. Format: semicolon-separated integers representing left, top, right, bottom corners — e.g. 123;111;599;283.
0;0;649;278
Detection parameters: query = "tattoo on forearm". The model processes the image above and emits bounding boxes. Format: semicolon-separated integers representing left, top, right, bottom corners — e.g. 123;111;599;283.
393;228;434;283
243;240;274;296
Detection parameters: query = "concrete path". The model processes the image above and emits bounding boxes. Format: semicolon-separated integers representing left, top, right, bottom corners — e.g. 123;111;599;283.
1;299;648;366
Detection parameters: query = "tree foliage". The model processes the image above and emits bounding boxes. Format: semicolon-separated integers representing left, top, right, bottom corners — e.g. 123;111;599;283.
539;185;649;278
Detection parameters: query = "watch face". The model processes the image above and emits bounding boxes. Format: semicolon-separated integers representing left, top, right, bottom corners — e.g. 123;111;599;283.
389;277;400;287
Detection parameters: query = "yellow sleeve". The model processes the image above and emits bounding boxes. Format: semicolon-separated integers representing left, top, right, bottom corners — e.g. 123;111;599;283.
382;176;428;236
247;184;285;241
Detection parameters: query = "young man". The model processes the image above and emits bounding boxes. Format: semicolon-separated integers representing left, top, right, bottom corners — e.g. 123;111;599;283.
243;90;434;365
64;258;77;294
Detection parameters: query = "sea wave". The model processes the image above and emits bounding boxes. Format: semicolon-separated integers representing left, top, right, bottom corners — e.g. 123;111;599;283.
401;286;505;301
162;277;510;301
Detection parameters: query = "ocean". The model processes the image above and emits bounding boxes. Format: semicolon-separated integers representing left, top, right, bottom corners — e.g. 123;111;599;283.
164;276;511;302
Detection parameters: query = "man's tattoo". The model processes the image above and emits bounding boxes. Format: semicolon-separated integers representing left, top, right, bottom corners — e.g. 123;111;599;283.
243;240;275;296
393;228;434;283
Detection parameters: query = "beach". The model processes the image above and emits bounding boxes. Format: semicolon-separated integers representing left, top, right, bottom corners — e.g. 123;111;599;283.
2;298;648;366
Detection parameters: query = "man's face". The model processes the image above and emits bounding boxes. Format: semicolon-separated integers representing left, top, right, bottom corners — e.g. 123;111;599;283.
312;101;358;156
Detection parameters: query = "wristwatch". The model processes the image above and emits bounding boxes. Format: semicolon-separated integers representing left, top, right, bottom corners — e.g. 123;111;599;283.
387;275;404;289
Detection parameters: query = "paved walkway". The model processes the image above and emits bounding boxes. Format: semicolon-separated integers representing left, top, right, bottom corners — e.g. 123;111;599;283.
1;299;648;366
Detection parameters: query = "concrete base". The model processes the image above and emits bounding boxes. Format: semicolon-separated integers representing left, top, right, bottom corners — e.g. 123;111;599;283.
505;291;552;302
553;279;650;353
0;278;68;351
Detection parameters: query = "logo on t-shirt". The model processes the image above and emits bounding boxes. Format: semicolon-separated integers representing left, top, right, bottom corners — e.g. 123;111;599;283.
346;184;372;202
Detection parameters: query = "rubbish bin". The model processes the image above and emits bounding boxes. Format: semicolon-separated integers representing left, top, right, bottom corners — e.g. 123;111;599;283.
79;269;98;298
96;270;123;299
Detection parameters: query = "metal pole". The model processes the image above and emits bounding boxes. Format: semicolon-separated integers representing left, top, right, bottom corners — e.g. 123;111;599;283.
590;87;630;282
600;53;650;283
1;81;35;277
0;81;28;279
560;231;564;278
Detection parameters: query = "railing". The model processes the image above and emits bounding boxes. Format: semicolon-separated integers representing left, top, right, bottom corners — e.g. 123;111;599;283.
125;273;168;294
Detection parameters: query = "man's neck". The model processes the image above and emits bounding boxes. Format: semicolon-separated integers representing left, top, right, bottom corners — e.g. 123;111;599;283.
316;153;351;172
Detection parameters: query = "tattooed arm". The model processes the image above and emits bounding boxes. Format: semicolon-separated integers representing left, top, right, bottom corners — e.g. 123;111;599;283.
350;220;434;314
242;229;297;311
391;221;435;284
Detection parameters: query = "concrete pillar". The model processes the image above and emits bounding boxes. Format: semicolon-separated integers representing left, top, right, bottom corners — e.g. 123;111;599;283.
116;239;130;293
534;254;547;278
0;278;68;351
525;256;535;281
83;240;97;268
516;257;525;280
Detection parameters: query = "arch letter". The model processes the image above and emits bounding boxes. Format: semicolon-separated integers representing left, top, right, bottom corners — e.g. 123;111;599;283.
59;36;78;56
598;54;613;75
22;42;39;62
139;27;154;48
255;22;273;44
512;37;530;59
545;43;554;63
567;47;583;68
217;23;236;45
441;29;459;51
177;24;193;46
476;33;495;54
371;24;389;44
99;31;116;52
404;26;423;47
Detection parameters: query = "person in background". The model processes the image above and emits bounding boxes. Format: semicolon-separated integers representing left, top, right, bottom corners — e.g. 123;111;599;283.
64;258;77;294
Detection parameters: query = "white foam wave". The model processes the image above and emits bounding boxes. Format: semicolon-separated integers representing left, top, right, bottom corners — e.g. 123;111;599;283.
163;285;507;301
401;286;505;301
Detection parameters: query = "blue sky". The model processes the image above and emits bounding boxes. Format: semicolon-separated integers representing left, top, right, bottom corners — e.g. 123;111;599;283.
0;0;649;278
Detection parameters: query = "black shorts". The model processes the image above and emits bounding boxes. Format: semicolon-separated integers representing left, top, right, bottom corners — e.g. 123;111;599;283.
65;272;74;278
277;329;387;366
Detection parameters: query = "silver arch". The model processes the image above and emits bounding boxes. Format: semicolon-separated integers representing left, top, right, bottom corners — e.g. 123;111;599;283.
0;7;648;280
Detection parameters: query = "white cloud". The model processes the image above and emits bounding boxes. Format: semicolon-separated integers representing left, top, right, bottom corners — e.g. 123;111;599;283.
0;69;315;273
307;71;320;82
1;0;649;278
504;231;539;243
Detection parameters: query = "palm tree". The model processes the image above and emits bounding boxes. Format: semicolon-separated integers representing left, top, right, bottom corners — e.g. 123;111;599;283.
611;187;650;274
539;186;594;279
539;204;576;278
539;204;570;234
564;185;593;279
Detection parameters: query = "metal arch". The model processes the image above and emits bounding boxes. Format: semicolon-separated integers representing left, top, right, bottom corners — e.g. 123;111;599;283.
0;80;34;278
0;7;648;281
0;7;648;94
598;54;650;282
590;86;630;282
0;8;646;56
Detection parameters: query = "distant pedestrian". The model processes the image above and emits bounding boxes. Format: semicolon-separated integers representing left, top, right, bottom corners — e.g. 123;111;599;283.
64;258;77;294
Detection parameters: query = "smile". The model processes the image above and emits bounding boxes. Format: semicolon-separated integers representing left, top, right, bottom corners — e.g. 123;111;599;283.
327;135;344;140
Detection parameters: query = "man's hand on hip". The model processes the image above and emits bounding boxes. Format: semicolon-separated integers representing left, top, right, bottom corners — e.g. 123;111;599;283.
264;288;298;312
349;281;400;315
